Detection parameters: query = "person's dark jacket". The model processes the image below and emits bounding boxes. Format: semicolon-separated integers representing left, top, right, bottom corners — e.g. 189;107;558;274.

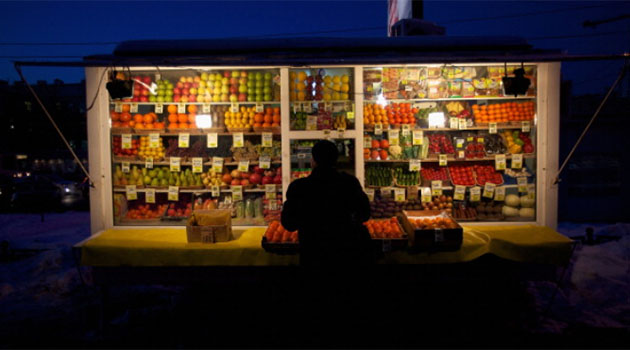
281;166;371;266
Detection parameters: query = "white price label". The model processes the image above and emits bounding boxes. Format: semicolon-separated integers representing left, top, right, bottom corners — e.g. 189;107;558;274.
454;185;466;201
407;186;419;200
178;133;190;148
458;118;467;130
511;153;523;169
401;124;410;136
149;133;160;148
125;185;137;200
374;123;383;135
207;133;218;148
114;103;122;113
212;157;223;172
495;154;507;170
450;117;458;129
233;133;244;147
121;134;132;149
388;129;400;146
494;186;505;201
483;182;496;198
365;188;375;202
259;156;271;169
431;180;443;196
412;130;424;145
255;103;264;113
409;159;421;172
145;188;156;203
155;103;163;114
364;136;372;149
439;154;448;166
170;157;181;172
489;122;498;134
121;162;130;173
292;103;300;113
262;132;273;147
517;176;528;193
230;103;239;113
421;187;432;203
303;103;312;113
470;186;481;202
211;185;220;197
130;103;138;113
265;184;276;200
527;184;536;200
145;157;153;169
168;186;179;201
202;103;211;113
380;187;393;198
238;160;249;172
522;121;531;132
231;185;243;201
394;188;406;202
306;116;318;130
177;103;186;114
324;102;332;112
192;157;203;173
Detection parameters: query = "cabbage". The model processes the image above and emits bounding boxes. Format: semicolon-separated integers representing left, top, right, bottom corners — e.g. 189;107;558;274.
505;194;520;207
520;196;535;208
519;207;535;218
502;205;519;217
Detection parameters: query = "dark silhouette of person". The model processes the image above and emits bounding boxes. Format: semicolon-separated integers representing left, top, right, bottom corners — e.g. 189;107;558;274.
281;139;372;266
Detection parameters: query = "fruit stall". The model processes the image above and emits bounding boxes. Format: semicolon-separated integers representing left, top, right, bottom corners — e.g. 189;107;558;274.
78;37;572;268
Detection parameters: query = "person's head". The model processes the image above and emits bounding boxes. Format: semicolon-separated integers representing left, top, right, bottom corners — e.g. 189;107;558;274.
311;140;338;168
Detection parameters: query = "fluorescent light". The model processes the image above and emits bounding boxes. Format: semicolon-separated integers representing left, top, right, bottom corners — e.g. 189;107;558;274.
195;114;212;129
428;112;446;128
376;94;387;107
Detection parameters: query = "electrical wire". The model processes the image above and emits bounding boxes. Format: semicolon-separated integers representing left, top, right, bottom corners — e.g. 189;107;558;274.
0;42;118;46
527;30;629;41
86;67;110;112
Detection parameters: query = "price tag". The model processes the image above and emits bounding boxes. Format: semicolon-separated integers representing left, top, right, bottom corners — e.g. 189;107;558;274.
114;103;122;113
323;129;332;139
407;186;418;200
130;103;138;113
211;185;220;197
477;137;485;144
306;116;318;130
457;150;465;159
405;85;413;92
365;188;375;202
303;103;312;113
192;157;203;173
259;156;271;169
324;102;332;112
168;186;179;201
517;176;528;193
200;103;210;113
145;188;156;204
121;134;132;149
292;103;300;113
270;201;279;211
265;184;276;200
470;186;481;202
155;103;163;114
449;117;458;129
394;188;406;202
230;103;239;113
207;133;218;148
522;121;531;132
170;157;181;172
121;162;130;173
412;130;423;145
178;133;189;148
494;186;505;201
511;153;523;169
401;124;411;136
483;182;496;198
262;132;273;147
374;123;383;135
458;118;467;130
297;153;306;159
125;185;137;200
454;185;466;201
439;154;448;166
363;136;372;149
231;185;243;201
145;157;153;169
431;180;443;196
388;129;399;146
149;133;160;148
380;187;393;198
233;133;244;147
495;154;507;170
489;122;498;134
527;184;536;200
421;187;432;203
346;111;354;119
255;103;264;113
409;159;421;172
455;138;465;149
238;160;249;172
177;103;186;114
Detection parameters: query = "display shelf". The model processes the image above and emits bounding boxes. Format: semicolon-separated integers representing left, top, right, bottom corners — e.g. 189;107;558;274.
291;100;353;104
112;158;282;166
110;101;281;106
363;96;536;103
364;123;533;132
366;184;519;190
113;187;283;194
110;130;281;136
365;154;534;163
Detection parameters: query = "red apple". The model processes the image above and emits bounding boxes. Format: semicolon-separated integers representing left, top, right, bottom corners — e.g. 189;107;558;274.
139;96;148;102
173;88;181;95
223;71;231;78
183;82;191;89
273;175;282;184
261;176;273;185
249;173;262;185
167;209;176;216
142;76;151;84
173;95;181;102
188;95;196;102
240;179;250;186
231;179;240;186
240;172;250;179
253;166;264;175
182;88;189;96
238;94;246;102
176;82;184;89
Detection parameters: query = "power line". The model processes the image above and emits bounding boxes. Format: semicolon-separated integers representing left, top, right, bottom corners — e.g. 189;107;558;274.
527;30;630;41
0;56;84;58
236;26;385;39
0;42;118;46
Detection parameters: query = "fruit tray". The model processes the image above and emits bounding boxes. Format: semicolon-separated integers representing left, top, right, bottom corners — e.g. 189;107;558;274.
420;166;451;187
367;217;408;252
261;236;299;255
447;165;476;187
473;164;504;186
134;128;166;134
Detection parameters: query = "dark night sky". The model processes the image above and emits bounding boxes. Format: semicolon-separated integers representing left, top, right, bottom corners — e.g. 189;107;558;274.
1;1;628;95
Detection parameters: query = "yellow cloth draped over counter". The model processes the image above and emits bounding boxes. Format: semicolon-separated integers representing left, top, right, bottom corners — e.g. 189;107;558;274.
80;225;573;267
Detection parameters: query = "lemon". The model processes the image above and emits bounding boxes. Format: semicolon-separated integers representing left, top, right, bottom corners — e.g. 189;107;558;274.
324;75;332;84
332;76;341;84
297;91;306;101
290;91;297;100
332;92;341;100
341;84;350;92
341;75;349;83
297;71;307;81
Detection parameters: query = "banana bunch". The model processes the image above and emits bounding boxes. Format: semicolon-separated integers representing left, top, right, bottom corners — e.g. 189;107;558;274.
333;114;347;130
445;101;465;116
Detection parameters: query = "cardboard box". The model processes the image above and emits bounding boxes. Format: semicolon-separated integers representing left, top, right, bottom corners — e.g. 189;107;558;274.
400;210;463;252
186;209;233;243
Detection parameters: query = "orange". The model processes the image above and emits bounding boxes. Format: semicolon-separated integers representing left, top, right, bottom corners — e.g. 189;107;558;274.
169;122;179;129
273;107;280;114
272;114;281;123
129;120;136;127
167;105;177;114
254;113;263;123
262;122;271;128
144;123;154;129
168;114;178;123
265;107;272;115
143;114;153;124
134;123;144;129
188;114;196;123
178;114;188;123
263;114;272;123
121;104;131;113
110;111;120;121
187;105;197;113
271;122;280;127
133;114;143;123
119;112;131;122
112;121;121;128
253;122;262;128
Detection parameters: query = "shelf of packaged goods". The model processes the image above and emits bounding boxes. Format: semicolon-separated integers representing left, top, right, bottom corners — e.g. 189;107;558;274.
113;187;283;194
110;130;282;136
363;96;536;103
366;184;519;190
109;101;281;106
363;123;533;133
365;154;535;163
112;158;282;166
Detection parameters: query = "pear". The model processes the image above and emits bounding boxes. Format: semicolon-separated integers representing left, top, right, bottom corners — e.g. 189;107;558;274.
169;177;176;186
142;168;148;176
160;178;168;187
151;178;159;186
181;178;189;187
157;170;165;180
149;169;158;178
136;178;143;186
175;177;181;186
144;176;152;185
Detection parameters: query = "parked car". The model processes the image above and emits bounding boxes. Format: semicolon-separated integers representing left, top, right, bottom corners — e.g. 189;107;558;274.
9;175;62;212
44;174;88;209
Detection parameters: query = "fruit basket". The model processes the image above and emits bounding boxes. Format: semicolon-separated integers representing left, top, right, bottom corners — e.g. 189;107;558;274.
451;203;478;222
364;217;408;252
473;164;504;186
448;165;476;187
111;127;133;133
261;221;299;255
400;210;463;252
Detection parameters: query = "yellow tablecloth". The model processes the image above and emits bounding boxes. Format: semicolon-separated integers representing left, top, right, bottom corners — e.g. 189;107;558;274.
80;224;573;267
